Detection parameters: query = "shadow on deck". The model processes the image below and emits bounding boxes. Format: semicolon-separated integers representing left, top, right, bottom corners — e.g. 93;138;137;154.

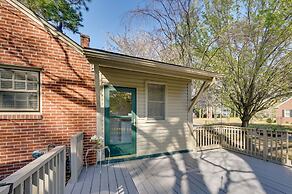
65;149;292;194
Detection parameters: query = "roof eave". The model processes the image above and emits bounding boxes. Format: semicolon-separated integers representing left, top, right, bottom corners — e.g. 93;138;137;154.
84;48;223;82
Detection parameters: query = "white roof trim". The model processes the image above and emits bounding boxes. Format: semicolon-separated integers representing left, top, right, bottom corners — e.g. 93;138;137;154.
5;0;83;53
275;97;292;108
84;48;222;81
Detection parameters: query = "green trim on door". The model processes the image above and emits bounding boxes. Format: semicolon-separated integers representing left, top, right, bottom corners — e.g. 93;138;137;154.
104;85;137;157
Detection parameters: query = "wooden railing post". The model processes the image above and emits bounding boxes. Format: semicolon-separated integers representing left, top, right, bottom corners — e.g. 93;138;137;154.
286;132;289;165
263;129;268;161
70;132;84;183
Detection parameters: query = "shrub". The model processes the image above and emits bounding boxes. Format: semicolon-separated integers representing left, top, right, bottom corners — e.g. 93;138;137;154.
266;118;273;123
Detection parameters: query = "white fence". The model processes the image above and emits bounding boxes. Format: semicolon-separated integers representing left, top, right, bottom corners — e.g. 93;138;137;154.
70;132;84;183
0;146;66;194
194;125;292;166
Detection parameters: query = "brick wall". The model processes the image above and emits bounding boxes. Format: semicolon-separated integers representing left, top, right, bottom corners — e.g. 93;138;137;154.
276;98;292;124
0;0;97;180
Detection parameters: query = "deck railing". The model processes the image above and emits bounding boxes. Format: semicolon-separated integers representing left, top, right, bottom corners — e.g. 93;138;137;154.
0;146;66;194
70;132;84;183
193;125;292;166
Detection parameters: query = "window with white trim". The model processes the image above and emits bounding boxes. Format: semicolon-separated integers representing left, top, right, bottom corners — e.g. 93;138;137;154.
0;67;40;112
283;110;292;118
147;83;165;120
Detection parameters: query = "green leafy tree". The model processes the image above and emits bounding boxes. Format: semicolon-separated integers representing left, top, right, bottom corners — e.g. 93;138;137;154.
19;0;90;32
206;0;292;127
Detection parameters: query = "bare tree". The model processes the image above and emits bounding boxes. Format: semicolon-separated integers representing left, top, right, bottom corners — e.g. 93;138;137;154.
107;31;163;60
127;0;219;68
110;0;292;127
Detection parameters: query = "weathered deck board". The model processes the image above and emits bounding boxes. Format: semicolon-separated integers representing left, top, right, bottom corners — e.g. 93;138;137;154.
119;162;139;194
82;165;95;194
108;164;118;194
99;165;109;194
66;149;292;194
125;160;149;194
90;165;101;194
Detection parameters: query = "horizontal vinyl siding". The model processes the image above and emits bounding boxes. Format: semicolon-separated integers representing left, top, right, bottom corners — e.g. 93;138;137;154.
100;67;192;156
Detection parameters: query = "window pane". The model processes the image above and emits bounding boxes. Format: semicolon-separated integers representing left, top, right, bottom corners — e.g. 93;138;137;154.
15;100;27;109
147;83;165;119
15;93;28;101
29;101;38;109
148;84;165;101
27;72;38;81
0;92;14;108
1;80;13;89
28;93;37;101
110;91;132;116
110;118;132;144
27;82;37;90
148;102;165;120
284;110;290;117
15;81;26;90
0;69;13;79
15;71;26;80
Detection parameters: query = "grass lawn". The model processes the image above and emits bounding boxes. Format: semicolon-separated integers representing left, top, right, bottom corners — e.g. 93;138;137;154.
195;118;292;131
248;123;292;131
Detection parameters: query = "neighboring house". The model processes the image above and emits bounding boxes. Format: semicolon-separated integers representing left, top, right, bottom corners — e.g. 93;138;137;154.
0;0;220;179
275;97;292;124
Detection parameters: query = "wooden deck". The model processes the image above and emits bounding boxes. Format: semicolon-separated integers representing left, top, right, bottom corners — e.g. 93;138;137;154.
65;149;292;194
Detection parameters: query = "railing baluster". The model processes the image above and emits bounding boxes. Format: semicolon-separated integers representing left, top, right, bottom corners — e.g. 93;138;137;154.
49;158;54;194
44;162;49;194
280;132;284;163
275;131;278;161
53;157;57;194
202;127;205;147
39;167;45;194
13;184;22;194
286;132;289;165
31;171;38;194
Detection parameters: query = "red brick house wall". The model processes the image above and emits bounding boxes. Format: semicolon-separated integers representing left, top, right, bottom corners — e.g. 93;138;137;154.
276;98;292;124
0;0;96;180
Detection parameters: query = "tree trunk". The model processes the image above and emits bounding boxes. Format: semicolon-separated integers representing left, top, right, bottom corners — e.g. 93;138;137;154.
241;115;251;127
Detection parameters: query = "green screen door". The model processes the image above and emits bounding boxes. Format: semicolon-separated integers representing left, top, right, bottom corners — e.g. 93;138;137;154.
104;86;136;157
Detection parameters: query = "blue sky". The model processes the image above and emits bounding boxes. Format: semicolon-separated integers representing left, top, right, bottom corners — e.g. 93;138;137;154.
64;0;152;49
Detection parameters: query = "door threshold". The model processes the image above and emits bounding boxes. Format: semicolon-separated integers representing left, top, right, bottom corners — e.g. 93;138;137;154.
108;154;137;160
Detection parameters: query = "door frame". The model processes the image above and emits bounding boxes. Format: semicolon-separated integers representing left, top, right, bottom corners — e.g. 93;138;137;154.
104;85;137;156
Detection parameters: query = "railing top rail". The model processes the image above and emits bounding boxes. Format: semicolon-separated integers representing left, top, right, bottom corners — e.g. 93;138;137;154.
0;146;65;192
193;125;292;133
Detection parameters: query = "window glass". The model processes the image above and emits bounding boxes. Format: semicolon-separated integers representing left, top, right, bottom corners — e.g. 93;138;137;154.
0;68;39;111
147;83;165;120
284;110;290;117
15;71;26;80
0;69;13;79
110;91;132;116
1;80;12;89
15;81;26;90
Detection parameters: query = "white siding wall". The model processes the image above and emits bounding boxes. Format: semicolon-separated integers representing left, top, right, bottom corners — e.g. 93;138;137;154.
100;67;193;156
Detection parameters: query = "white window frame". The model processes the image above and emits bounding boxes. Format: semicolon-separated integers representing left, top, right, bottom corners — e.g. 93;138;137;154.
145;81;167;121
283;110;292;118
0;65;41;113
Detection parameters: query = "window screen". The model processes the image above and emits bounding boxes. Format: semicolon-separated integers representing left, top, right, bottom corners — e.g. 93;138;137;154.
147;83;165;120
0;67;40;112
